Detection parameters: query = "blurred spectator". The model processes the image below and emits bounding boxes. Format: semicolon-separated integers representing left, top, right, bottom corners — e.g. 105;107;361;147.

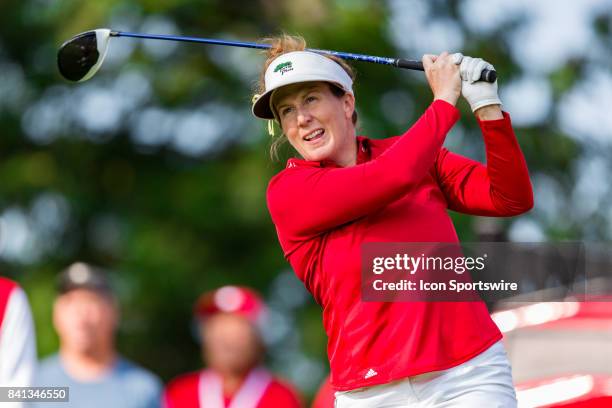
311;375;334;408
164;285;302;408
32;262;162;408
0;276;37;400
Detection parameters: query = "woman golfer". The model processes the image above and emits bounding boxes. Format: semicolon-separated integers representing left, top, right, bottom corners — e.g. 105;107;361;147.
252;36;533;407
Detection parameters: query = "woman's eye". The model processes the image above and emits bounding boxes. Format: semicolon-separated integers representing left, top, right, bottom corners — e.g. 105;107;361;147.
306;96;317;103
281;107;294;116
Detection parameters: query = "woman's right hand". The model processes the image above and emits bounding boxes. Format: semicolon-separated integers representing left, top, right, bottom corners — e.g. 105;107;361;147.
422;52;461;106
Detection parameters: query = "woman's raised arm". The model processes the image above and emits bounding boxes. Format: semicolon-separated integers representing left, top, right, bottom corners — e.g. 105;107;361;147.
267;100;459;239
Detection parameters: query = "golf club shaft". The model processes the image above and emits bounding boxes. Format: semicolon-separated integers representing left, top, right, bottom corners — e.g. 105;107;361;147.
112;31;496;82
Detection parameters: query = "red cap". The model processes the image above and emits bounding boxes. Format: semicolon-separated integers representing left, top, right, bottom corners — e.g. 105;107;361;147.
194;286;265;323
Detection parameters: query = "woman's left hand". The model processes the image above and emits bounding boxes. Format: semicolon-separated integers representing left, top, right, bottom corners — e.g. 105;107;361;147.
453;54;502;114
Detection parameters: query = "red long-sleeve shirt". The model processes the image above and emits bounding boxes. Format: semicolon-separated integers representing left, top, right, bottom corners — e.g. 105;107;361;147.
267;100;533;391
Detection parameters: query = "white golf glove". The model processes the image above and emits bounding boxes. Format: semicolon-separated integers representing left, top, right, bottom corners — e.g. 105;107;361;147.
452;53;501;112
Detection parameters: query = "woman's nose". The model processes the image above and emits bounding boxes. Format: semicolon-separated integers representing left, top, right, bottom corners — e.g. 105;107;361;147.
297;108;312;126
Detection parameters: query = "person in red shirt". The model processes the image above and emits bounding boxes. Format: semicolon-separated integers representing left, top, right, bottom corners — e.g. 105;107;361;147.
251;35;533;407
163;285;302;408
311;375;334;408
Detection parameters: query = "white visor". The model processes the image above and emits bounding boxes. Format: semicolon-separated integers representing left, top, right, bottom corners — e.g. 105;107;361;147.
252;51;354;120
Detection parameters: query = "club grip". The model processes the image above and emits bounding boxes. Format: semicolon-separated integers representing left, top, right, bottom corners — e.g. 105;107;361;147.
395;58;497;83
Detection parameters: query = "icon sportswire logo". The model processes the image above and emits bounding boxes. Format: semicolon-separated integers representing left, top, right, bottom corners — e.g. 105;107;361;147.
364;368;378;379
274;61;293;75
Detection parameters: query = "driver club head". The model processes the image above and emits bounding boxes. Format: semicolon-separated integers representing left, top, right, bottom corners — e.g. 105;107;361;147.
57;29;112;82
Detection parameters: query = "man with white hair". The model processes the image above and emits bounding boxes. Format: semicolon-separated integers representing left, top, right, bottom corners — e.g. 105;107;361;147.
32;262;162;408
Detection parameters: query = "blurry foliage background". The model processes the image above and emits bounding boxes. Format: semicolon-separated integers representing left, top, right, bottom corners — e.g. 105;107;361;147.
1;0;612;400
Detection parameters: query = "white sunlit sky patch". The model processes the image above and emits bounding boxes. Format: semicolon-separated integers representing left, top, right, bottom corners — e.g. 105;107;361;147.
0;193;70;264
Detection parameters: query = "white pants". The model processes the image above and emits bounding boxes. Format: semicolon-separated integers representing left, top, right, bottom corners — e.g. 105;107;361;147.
335;341;517;407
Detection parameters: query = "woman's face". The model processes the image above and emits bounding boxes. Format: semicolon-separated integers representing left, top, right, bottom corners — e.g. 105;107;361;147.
272;81;356;166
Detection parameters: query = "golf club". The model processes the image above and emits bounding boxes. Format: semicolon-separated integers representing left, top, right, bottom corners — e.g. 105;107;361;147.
57;28;497;83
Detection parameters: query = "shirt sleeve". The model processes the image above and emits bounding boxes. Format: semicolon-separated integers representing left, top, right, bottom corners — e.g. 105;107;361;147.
267;100;460;240
311;376;334;408
0;287;37;388
434;112;534;216
137;370;163;408
162;373;200;408
263;379;304;408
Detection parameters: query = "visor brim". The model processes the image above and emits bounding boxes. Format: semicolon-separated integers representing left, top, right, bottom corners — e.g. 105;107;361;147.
251;78;352;120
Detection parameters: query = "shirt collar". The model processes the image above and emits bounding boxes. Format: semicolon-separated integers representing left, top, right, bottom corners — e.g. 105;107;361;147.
286;136;371;169
356;136;371;165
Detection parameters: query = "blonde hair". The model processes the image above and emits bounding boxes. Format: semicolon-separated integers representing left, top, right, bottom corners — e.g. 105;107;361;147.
255;34;358;161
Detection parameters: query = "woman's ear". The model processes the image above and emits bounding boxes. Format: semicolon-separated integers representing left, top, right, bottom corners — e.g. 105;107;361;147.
342;92;355;121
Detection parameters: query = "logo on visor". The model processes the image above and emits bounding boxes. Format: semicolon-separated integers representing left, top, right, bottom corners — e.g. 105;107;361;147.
274;61;293;75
